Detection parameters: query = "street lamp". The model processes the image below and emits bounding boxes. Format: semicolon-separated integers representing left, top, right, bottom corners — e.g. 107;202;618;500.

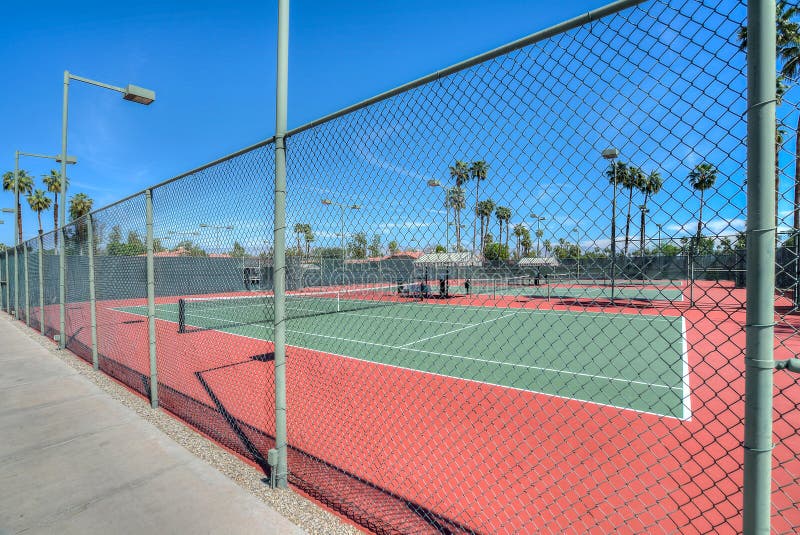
427;179;450;252
530;214;546;256
12;151;77;246
199;223;235;254
639;204;650;258
602;147;619;303
57;71;155;348
322;199;360;285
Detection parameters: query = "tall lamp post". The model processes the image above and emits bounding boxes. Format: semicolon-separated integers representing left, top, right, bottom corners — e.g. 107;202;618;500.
427;179;450;252
602;147;619;304
199;223;234;254
530;214;546;256
572;227;580;279
12;151;76;321
321;199;360;285
58;71;155;348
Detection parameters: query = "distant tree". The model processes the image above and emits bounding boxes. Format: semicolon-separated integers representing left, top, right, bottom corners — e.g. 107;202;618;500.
68;193;93;221
469;160;489;253
483;242;509;264
495;206;512;247
475;199;495;252
688;162;718;248
434;244;447;253
293;223;306;255
388;240;399;255
27;190;51;235
304;226;315;257
173;240;207;257
230;241;247;257
3;169;34;243
639;171;663;253
42;170;67;248
348;232;368;259
368;234;382;257
447;185;467;251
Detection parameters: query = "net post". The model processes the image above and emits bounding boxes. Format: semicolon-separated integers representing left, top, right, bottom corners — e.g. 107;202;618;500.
145;188;159;409
4;249;9;313
272;0;290;489
177;299;186;333
38;234;45;335
87;214;99;370
743;0;776;532
23;241;30;327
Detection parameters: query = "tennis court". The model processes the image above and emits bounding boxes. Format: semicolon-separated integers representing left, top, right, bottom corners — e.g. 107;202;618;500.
117;289;689;419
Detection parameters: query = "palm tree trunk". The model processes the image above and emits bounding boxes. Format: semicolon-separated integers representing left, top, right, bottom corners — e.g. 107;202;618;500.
38;212;43;235
455;208;461;250
640;193;649;253
624;187;633;256
697;189;705;243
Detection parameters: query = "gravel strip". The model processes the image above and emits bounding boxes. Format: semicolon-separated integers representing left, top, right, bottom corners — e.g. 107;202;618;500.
5;316;362;535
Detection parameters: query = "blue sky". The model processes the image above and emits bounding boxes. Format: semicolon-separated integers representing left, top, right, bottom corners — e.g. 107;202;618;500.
0;1;761;253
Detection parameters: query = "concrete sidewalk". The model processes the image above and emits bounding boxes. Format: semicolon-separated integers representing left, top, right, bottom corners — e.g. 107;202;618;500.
0;316;304;535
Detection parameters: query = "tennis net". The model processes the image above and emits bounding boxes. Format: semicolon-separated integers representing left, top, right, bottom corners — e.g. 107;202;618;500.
177;284;403;333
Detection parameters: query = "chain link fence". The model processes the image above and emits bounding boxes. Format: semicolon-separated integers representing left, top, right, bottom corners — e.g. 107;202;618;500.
2;0;798;532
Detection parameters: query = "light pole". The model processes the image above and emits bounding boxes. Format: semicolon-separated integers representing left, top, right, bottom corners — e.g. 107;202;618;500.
602;147;619;303
427;179;450;252
531;214;546;256
321;199;360;285
11;151;76;321
656;223;664;279
639;204;649;258
572;227;580;279
199;223;234;254
58;71;155;348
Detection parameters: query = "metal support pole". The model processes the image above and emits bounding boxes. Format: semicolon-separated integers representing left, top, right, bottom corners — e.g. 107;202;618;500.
13;246;19;320
23;242;30;326
272;0;290;489
743;0;776;532
610;161;617;303
4;249;9;313
87;214;98;370
58;70;70;349
38;234;44;335
145;189;159;408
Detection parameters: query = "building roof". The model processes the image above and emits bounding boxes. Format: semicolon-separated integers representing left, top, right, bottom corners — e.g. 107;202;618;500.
517;256;560;267
414;252;482;266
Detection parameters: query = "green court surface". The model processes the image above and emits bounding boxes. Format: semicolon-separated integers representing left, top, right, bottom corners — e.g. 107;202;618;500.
117;298;688;419
450;281;684;302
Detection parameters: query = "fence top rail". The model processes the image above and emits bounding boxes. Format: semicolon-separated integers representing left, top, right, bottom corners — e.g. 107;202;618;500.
285;0;648;138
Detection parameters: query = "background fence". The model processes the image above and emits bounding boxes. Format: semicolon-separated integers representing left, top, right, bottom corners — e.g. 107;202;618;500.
1;0;798;532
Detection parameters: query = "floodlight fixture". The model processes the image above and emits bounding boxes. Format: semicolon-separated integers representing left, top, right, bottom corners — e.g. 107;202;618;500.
602;147;619;160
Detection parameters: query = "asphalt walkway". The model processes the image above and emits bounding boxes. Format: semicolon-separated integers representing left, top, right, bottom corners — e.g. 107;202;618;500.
0;316;304;535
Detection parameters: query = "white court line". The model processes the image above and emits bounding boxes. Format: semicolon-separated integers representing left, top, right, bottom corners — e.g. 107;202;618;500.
398;311;518;348
113;304;688;420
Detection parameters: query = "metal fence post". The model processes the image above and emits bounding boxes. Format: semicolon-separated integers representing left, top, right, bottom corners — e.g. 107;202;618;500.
23;242;30;326
4;249;9;313
58;223;66;348
145;189;159;408
87;214;99;370
38;234;45;335
13;245;19;320
743;0;776;532
272;0;290;489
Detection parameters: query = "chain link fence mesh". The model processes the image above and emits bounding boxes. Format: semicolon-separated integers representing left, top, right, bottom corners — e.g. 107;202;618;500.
3;0;799;532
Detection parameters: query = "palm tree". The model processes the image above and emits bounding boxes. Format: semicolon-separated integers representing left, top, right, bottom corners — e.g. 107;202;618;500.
622;165;645;256
469;160;489;253
447;186;466;251
26;190;51;235
513;223;527;257
739;2;800;231
521;234;532;256
42;170;68;247
639;171;663;253
688;163;718;246
304;225;315;257
543;239;552;257
535;229;544;256
2;170;34;243
68;193;93;220
475;199;495;252
495;206;512;248
293;223;305;255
